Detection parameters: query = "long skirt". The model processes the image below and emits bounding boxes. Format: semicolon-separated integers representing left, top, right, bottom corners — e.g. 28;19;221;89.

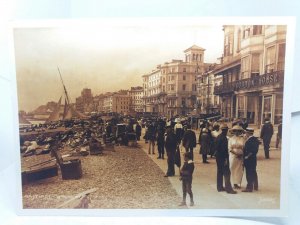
229;153;244;185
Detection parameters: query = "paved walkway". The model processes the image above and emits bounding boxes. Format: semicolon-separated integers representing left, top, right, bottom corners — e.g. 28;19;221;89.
139;128;281;209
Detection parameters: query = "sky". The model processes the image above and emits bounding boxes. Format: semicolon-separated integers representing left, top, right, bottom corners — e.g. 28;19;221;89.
14;21;224;112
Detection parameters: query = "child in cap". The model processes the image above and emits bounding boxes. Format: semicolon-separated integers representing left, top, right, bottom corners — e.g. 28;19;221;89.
179;152;195;206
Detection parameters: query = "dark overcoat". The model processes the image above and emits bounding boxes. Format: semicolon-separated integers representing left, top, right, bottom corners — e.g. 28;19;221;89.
260;122;274;142
182;129;197;149
135;124;142;137
215;133;229;159
243;136;259;164
199;132;211;155
165;132;177;154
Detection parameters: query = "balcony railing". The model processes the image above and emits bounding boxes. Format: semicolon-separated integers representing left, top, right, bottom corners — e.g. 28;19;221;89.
214;70;284;95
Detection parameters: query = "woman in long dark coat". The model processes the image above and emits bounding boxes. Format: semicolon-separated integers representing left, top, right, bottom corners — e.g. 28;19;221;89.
199;128;211;163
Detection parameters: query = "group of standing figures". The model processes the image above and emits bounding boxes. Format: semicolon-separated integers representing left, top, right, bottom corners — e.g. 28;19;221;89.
197;117;277;195
144;119;195;177
142;116;279;205
215;124;259;194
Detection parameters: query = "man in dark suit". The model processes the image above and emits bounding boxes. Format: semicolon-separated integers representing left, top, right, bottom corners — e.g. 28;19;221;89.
242;128;259;192
182;124;197;160
156;125;165;159
164;125;177;177
147;122;157;154
260;118;274;159
215;124;237;194
135;122;142;141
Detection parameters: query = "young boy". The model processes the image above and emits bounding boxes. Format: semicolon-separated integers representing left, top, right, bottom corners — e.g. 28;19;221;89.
179;152;195;206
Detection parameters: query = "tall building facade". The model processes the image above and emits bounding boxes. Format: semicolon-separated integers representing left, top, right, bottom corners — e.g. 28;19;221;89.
94;94;105;113
75;88;94;113
129;86;144;112
143;45;205;117
102;91;131;114
142;67;164;113
197;64;221;114
213;25;286;126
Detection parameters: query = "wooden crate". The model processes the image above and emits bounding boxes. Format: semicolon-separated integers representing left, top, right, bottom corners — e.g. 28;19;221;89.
61;159;82;180
89;139;103;155
22;164;58;185
51;142;83;180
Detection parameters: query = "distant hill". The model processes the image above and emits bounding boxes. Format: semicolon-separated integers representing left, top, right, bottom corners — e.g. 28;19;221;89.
32;101;59;114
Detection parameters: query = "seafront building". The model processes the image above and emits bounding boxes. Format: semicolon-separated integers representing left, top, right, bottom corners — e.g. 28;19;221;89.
197;64;222;115
142;45;206;117
101;90;131;114
213;25;286;126
129;86;144;113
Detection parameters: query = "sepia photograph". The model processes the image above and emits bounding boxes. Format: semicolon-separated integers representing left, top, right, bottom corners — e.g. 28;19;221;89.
14;19;287;211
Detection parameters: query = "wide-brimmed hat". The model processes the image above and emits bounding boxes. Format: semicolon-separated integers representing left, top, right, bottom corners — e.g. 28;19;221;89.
245;128;255;134
231;125;244;131
175;118;181;123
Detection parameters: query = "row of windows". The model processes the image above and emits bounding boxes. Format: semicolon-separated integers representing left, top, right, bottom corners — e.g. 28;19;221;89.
148;80;160;87
225;25;263;57
240;43;285;79
146;74;198;87
147;65;205;76
116;106;129;111
147;88;160;96
243;25;262;39
148;74;160;81
132;96;142;100
166;75;197;81
144;82;198;95
186;54;202;62
161;67;205;74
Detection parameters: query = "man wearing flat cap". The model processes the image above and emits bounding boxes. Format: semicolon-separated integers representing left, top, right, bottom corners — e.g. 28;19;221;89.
242;128;259;192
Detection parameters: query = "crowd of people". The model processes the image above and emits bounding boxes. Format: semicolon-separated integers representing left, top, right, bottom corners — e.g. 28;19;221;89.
20;113;282;207
139;116;281;206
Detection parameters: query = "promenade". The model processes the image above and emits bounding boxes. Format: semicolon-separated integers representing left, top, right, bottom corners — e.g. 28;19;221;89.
140;128;281;209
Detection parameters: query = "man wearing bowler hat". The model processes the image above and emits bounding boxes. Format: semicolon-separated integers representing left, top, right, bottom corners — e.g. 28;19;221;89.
242;128;259;192
260;117;274;159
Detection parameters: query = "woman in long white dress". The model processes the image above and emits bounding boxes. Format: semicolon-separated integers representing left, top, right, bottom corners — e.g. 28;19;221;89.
228;125;245;189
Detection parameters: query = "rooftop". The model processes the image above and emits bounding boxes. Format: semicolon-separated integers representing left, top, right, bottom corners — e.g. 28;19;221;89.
184;45;206;53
